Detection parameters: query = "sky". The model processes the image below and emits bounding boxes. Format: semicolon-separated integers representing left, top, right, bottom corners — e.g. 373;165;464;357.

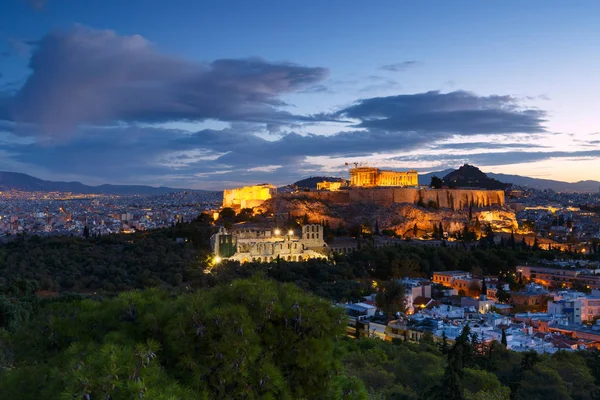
1;0;600;189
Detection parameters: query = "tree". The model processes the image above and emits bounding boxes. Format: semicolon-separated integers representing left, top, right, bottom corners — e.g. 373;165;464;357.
496;284;510;303
481;278;488;297
0;277;347;399
219;207;236;221
413;223;418;237
302;213;309;225
501;329;507;348
515;365;572;400
508;230;516;249
375;280;406;318
430;176;443;189
83;225;90;238
440;331;450;354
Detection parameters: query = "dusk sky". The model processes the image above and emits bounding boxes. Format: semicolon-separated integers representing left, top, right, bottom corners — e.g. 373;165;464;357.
1;0;600;189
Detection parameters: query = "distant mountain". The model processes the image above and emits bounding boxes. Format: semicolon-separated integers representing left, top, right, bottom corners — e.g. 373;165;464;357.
485;172;600;193
418;169;454;186
0;171;198;195
442;164;510;190
418;167;600;193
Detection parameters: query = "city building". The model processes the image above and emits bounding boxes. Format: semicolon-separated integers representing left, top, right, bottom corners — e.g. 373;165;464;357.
211;224;329;263
399;278;433;314
518;265;600;289
349;166;418;188
222;184;277;209
432;271;472;286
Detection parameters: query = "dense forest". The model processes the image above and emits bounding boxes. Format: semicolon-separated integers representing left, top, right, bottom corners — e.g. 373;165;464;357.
1;214;593;298
2;277;600;399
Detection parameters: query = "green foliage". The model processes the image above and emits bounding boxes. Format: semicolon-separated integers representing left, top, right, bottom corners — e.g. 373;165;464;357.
0;277;346;399
375;280;406;318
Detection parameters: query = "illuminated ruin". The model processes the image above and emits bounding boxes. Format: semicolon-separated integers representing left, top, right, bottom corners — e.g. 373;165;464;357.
349;167;418;187
222;184;277;209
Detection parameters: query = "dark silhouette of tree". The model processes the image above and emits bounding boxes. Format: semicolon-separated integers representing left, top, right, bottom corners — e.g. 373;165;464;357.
375;280;406;319
430;176;443;189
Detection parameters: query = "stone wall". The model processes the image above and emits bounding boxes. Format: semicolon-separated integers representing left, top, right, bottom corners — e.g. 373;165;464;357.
279;188;504;210
223;184;277;209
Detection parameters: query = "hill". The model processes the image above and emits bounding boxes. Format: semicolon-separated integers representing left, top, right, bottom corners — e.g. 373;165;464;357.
419;167;600;192
486;172;600;192
0;171;196;195
442;164;510;190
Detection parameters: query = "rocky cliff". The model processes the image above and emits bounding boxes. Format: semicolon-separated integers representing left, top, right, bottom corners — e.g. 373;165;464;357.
259;194;518;235
277;187;504;209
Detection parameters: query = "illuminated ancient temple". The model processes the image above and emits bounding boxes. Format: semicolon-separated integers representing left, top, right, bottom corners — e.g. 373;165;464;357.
349;167;418;187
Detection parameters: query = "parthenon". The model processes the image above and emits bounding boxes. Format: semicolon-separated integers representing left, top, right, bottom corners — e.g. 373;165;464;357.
349;167;418;187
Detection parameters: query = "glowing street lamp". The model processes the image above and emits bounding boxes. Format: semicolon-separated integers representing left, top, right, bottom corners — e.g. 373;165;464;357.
288;230;294;236
215;256;221;264
274;229;281;236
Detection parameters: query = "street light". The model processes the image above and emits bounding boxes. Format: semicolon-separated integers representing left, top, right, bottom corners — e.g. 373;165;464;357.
274;229;281;235
215;256;221;264
288;230;294;236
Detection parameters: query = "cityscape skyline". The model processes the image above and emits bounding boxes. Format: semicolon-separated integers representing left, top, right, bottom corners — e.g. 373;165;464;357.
1;0;600;190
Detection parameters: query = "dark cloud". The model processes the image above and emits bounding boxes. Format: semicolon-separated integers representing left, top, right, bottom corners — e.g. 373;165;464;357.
380;61;420;72
2;123;436;185
3;26;327;135
334;90;546;135
0;86;555;186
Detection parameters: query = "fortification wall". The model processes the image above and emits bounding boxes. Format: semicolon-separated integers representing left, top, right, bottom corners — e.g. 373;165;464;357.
278;188;504;209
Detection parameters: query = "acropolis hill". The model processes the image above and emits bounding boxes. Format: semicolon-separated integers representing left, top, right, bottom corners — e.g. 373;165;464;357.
225;166;517;236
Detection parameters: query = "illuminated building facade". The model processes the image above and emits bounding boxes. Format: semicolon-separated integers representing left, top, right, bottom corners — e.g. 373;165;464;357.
222;184;277;209
316;181;347;191
211;224;329;263
349;167;418;187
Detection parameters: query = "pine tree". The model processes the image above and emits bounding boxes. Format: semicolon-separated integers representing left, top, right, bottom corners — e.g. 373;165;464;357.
439;222;443;239
440;331;449;354
302;213;309;225
501;329;507;347
468;202;473;221
83;225;90;238
413;223;418;237
480;278;488;297
375;219;380;235
521;237;528;249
